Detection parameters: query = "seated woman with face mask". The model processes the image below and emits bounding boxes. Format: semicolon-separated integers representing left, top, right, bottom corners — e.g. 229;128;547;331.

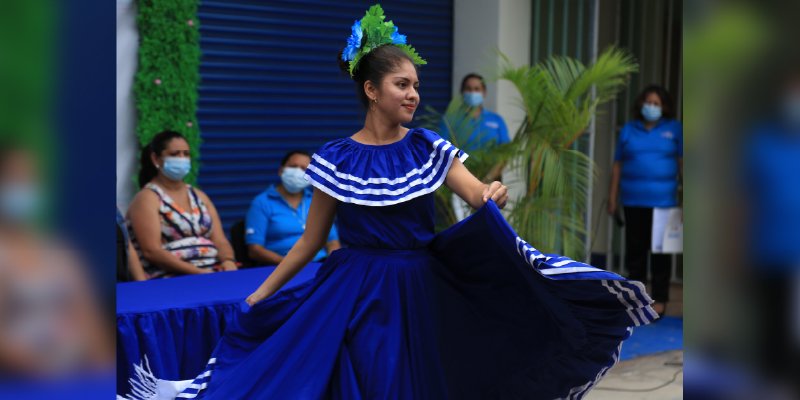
127;130;238;279
244;150;341;266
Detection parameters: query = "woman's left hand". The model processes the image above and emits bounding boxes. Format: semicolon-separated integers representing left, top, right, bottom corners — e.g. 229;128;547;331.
482;181;508;209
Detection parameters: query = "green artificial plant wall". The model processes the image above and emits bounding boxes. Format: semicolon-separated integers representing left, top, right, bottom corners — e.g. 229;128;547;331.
134;0;200;185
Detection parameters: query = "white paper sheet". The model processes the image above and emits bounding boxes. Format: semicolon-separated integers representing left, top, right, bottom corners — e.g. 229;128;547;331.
652;207;683;254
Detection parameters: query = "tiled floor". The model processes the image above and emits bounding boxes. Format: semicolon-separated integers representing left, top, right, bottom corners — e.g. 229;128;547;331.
585;350;684;400
585;283;684;399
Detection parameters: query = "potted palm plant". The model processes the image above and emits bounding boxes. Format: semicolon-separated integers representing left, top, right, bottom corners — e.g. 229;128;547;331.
424;47;636;259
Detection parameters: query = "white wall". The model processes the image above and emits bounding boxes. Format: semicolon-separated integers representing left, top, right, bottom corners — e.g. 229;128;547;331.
116;0;139;213
496;0;531;141
453;0;532;206
452;0;500;107
452;0;530;136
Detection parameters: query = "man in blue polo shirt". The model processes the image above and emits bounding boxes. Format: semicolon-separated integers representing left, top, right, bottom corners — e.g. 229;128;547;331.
440;73;510;152
245;151;340;265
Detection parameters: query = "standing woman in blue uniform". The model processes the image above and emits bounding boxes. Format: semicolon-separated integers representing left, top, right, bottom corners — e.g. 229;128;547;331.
608;85;683;317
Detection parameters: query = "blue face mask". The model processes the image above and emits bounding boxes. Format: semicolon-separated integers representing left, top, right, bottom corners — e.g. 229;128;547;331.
281;167;310;194
0;183;41;224
641;104;662;122
463;92;484;107
162;157;191;181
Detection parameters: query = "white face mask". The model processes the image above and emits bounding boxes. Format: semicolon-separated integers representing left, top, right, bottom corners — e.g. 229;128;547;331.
280;167;309;194
463;92;483;107
641;104;662;122
162;157;191;181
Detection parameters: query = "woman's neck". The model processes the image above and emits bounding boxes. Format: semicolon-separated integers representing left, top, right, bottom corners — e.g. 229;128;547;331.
153;175;185;191
644;120;657;131
361;113;406;145
276;184;303;203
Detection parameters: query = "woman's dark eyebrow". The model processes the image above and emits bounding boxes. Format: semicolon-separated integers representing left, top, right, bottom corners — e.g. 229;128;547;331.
393;76;419;85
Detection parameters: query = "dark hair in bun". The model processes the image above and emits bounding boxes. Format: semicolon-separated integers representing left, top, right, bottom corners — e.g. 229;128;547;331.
339;45;416;109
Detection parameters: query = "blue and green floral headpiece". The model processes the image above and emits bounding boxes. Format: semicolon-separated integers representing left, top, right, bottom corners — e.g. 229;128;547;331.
341;4;427;77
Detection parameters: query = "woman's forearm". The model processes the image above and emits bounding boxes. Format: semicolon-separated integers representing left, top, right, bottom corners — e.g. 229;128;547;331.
326;240;341;254
254;235;324;297
248;189;338;304
609;162;621;200
469;183;490;209
141;247;207;275
215;240;236;262
127;241;148;281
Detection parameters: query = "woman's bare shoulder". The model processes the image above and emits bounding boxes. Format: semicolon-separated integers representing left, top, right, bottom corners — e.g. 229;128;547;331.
128;188;160;215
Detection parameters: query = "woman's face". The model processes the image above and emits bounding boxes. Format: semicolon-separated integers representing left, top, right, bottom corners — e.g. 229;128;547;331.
462;77;485;95
644;92;663;108
372;59;420;124
152;138;190;170
279;153;311;176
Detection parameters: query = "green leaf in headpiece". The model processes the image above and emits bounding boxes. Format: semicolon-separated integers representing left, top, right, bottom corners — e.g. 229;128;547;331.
345;4;427;76
396;44;428;66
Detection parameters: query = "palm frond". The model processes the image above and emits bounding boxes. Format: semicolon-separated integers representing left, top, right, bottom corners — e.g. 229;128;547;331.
566;47;638;105
498;48;636;259
423;49;635;254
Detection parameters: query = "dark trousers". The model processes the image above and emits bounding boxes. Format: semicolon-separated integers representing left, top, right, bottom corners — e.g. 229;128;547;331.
752;272;800;394
623;206;671;303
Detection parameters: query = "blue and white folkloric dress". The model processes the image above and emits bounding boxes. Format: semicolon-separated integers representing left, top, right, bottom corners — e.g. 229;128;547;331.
120;128;656;400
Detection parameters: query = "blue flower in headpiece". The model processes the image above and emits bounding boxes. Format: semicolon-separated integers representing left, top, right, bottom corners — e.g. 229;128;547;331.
391;26;407;45
342;20;363;61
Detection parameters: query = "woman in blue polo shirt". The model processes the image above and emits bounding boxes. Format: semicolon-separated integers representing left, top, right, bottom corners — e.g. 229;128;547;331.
608;85;683;318
245;151;340;265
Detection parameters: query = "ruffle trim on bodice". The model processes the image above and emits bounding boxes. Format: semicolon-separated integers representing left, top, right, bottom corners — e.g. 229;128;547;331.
304;128;468;206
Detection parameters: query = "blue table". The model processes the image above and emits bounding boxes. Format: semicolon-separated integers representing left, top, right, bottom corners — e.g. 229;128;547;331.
116;263;322;394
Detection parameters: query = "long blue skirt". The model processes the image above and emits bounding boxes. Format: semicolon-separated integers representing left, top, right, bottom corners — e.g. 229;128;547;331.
169;202;655;399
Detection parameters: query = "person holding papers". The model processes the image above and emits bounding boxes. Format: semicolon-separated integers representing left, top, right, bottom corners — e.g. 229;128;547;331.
608;85;683;318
